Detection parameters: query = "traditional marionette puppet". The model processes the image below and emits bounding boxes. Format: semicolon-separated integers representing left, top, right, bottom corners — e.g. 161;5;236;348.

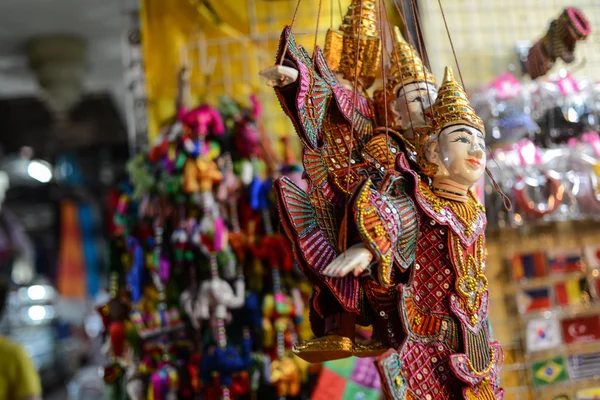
261;253;303;399
321;67;505;399
179;174;246;336
262;0;506;394
124;253;189;400
194;256;250;400
178;102;225;158
260;0;440;362
179;102;241;283
218;95;258;184
196;171;252;400
259;0;385;362
216;100;264;278
179;75;226;198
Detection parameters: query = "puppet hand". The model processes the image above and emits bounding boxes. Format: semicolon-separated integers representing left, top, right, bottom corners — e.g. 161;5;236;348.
322;244;373;278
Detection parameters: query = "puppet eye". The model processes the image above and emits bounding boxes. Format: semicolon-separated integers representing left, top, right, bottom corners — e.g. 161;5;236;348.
452;135;471;144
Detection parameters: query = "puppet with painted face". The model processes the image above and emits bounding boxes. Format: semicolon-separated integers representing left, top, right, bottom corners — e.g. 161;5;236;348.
324;66;503;399
292;27;440;362
417;69;486;201
373;27;437;144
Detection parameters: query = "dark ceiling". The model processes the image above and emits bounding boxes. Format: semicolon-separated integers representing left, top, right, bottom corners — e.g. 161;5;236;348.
0;93;127;155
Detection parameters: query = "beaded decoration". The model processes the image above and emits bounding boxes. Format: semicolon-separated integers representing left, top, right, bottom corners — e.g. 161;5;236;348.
415;180;486;242
352;172;419;285
450;234;488;325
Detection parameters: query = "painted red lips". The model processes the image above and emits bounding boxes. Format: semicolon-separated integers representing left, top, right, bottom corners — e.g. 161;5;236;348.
467;159;482;167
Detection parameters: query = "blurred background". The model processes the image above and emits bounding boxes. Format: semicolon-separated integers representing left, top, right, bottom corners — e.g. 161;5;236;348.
0;1;599;400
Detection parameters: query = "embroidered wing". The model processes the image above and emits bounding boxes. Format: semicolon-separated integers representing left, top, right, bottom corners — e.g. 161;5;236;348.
313;46;374;142
273;26;415;312
352;170;419;286
275;27;383;195
275;176;360;314
274;26;331;150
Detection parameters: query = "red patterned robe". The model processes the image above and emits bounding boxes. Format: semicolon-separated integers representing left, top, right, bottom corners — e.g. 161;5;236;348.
358;157;504;399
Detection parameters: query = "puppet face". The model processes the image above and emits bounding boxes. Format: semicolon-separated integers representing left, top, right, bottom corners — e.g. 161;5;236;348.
393;81;437;138
427;124;486;188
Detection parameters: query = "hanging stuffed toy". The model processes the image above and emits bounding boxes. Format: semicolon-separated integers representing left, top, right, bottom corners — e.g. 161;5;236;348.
178;104;225;158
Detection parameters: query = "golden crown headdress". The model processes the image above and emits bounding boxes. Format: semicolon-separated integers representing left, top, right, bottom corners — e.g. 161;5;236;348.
324;0;381;88
387;26;436;92
431;66;484;134
373;27;436;130
415;66;485;176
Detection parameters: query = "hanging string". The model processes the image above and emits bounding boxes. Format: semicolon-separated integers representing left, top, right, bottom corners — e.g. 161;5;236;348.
437;0;466;89
330;0;333;29
278;0;303;65
486;167;512;211
487;149;513;211
378;0;390;147
407;0;432;71
338;0;344;20
407;0;435;124
343;0;365;253
315;0;324;52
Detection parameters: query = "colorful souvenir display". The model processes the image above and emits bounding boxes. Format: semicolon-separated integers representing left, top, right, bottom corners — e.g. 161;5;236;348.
261;1;504;398
470;73;539;147
503;239;600;398
472;69;600;230
99;88;314;399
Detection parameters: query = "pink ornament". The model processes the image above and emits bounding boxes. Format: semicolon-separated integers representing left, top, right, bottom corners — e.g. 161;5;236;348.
554;73;580;96
178;104;225;137
581;132;600;157
489;73;522;100
515;139;542;166
214;218;226;252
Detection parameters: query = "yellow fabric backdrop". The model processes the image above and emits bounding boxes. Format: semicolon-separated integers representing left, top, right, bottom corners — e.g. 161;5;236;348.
141;0;401;144
141;0;245;141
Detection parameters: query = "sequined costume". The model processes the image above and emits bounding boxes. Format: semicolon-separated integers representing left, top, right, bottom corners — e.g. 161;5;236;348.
273;0;434;360
371;170;504;400
273;1;399;358
357;70;504;399
271;1;503;397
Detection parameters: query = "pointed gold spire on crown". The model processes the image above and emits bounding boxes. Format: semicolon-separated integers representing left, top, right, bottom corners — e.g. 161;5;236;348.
431;66;484;134
393;25;405;43
387;26;436;91
324;0;381;89
442;65;453;82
